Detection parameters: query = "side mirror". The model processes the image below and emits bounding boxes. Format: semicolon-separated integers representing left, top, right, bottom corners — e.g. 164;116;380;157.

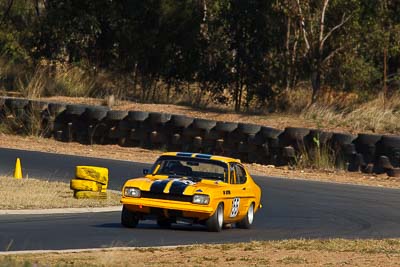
143;168;149;175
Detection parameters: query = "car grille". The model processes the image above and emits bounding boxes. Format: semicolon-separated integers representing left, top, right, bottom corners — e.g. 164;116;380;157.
141;191;193;202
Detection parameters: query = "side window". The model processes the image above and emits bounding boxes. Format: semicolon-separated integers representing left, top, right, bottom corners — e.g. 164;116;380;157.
234;165;247;184
229;166;235;184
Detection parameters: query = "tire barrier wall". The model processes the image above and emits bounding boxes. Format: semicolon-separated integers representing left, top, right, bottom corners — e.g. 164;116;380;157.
1;97;400;177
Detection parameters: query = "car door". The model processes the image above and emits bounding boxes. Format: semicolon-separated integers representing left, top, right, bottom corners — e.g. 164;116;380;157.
224;163;252;221
234;163;254;208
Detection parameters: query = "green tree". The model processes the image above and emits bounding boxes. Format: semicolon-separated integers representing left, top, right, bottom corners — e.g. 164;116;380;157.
291;0;359;103
210;0;274;111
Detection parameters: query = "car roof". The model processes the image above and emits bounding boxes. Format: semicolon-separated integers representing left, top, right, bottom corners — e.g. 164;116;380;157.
160;152;241;164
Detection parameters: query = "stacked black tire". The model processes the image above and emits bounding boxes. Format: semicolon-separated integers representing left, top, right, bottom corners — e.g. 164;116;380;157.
1;97;400;178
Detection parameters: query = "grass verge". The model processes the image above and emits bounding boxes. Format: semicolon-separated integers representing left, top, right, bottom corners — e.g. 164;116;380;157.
302;93;400;133
1;239;399;266
0;176;120;209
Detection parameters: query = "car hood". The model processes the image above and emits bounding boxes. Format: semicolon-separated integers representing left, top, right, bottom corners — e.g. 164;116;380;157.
123;176;226;196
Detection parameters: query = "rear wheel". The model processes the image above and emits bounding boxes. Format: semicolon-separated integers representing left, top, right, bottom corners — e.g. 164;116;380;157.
237;203;255;229
206;203;224;232
121;205;139;228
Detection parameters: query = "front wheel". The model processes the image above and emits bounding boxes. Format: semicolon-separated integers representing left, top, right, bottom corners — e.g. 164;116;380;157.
237;203;255;229
206;203;224;232
121;205;139;228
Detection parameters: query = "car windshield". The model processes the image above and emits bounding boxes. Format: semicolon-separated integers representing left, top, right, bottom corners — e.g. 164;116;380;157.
151;156;228;182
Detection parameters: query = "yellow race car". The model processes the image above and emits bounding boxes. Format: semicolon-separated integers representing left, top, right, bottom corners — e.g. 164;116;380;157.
120;152;262;232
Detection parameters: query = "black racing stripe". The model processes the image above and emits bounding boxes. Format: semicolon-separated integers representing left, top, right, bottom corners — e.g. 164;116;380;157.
150;179;170;194
195;153;212;159
169;181;190;195
176;152;193;157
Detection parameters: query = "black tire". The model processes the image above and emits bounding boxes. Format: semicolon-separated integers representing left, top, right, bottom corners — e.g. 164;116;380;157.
248;133;265;145
149;112;171;124
206;203;224;232
282;146;296;158
27;100;48;112
66;104;88;116
354;133;382;146
261;126;283;139
381;135;400;149
157;217;172;229
237;203;255;229
347;153;364;172
85;106;110;121
387;168;400;178
238;141;249;153
171;133;182;145
193;136;202;148
353;134;381;164
205;129;223;141
373;155;393;174
379;155;394;169
330;132;356;145
106;110;128;121
85;106;109;121
6;98;29;110
216;121;238;133
238;123;261;135
247;152;260;163
128;111;149;122
193;118;216;131
282;127;310;140
48;103;67;116
171;115;193;128
342;143;356;155
121;205;139;228
306;129;333;145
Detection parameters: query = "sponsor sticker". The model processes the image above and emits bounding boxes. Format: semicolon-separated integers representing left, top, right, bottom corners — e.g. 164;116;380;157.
229;197;240;217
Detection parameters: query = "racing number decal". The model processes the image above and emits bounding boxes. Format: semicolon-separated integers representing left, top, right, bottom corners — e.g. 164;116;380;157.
229;197;240;218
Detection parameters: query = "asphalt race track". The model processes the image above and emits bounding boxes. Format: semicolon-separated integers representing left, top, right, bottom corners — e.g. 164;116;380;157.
0;148;400;251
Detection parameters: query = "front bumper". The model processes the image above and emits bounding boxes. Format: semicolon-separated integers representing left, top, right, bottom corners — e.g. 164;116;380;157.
121;196;214;220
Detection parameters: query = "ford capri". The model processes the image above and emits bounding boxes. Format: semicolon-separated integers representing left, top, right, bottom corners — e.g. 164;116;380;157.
120;152;262;232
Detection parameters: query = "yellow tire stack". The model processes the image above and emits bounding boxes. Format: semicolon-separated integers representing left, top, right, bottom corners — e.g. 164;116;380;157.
70;166;109;199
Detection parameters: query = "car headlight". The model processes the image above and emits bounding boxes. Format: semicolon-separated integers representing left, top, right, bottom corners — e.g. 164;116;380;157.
124;187;141;198
192;194;210;205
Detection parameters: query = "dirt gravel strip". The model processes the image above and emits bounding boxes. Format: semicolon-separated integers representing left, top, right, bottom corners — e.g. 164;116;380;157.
1;240;400;266
0;206;121;215
0;246;183;255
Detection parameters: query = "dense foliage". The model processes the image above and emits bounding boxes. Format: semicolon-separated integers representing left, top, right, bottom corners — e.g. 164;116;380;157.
0;0;399;111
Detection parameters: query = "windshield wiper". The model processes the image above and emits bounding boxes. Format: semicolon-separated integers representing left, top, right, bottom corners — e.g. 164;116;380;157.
188;176;202;182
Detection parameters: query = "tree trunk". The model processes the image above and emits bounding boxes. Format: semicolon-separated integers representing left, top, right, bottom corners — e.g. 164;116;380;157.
285;16;291;92
383;46;388;99
151;79;157;102
233;73;239;112
238;78;243;112
166;84;171;103
0;0;14;24
234;75;243;112
132;62;138;98
34;0;40;16
311;68;321;104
